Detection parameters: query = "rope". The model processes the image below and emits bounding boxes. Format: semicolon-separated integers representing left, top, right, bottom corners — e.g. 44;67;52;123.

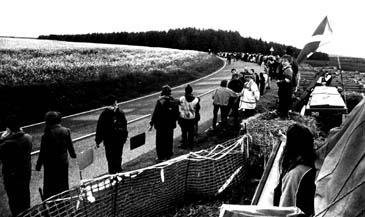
315;180;365;217
187;136;249;161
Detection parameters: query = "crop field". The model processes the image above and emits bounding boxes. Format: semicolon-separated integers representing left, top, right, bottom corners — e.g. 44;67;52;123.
0;37;223;127
0;37;216;86
305;56;365;72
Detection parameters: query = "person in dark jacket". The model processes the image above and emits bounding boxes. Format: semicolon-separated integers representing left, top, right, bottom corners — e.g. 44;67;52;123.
150;85;179;161
95;95;128;174
36;111;77;200
178;84;200;149
274;123;316;217
0;115;32;216
259;72;266;96
228;73;244;128
277;55;294;119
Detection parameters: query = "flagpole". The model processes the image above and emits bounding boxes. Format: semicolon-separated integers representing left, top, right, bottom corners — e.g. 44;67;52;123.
337;56;347;108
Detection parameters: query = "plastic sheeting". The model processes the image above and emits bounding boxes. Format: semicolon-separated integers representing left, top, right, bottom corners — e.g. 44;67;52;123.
219;205;303;217
315;97;365;217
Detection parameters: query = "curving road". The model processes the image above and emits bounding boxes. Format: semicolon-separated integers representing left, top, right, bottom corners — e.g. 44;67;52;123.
0;59;265;212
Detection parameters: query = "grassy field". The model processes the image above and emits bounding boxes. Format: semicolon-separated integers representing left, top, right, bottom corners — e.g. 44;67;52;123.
305;56;365;72
0;37;216;86
0;38;223;127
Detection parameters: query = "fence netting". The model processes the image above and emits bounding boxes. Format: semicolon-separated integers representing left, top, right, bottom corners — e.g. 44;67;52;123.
20;135;251;217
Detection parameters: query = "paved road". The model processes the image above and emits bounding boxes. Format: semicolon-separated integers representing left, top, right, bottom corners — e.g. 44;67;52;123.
0;59;265;212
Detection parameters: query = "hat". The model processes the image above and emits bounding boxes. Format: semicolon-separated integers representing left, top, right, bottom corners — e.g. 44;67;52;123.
161;85;171;96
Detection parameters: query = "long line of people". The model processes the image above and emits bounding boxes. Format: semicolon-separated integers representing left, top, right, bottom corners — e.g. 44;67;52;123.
0;49;299;216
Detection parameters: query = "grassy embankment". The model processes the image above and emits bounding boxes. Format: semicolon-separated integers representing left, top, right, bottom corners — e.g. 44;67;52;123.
0;38;223;129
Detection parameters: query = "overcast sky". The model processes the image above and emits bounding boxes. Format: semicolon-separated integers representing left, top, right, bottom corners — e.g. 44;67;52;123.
2;0;364;58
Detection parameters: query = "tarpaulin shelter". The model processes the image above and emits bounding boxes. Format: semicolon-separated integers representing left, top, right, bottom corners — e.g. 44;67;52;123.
315;97;365;217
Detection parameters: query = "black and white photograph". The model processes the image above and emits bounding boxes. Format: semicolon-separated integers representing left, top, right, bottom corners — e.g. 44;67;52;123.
1;0;364;216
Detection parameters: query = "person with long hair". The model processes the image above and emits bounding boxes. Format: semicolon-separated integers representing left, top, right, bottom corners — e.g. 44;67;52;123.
274;123;316;217
36;111;76;200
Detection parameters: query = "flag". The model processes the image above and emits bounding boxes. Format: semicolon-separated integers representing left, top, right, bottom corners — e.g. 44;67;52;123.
296;16;333;64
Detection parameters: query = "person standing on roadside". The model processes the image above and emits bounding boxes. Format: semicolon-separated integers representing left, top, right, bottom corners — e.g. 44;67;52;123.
277;55;294;119
228;73;244;128
0;115;32;216
239;71;260;119
150;85;179;161
285;46;299;93
212;80;238;129
36;111;77;200
178;84;200;149
95;95;128;174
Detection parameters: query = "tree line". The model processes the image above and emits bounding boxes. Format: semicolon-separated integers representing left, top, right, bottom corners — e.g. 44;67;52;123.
39;28;329;60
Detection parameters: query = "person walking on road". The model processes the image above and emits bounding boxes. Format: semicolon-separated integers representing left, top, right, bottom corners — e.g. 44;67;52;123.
178;84;200;149
95;95;128;174
212;80;237;129
150;85;179;161
0;115;32;216
36;111;77;200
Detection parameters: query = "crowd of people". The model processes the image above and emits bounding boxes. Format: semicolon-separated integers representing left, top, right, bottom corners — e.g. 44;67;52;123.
0;46;304;217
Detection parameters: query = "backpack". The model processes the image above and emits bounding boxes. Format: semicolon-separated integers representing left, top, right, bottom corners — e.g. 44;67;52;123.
111;111;128;140
160;96;179;121
179;96;198;120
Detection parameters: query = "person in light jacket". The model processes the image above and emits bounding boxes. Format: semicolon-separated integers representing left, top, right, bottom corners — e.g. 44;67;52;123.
178;84;200;149
239;71;260;118
36;111;77;200
212;80;238;129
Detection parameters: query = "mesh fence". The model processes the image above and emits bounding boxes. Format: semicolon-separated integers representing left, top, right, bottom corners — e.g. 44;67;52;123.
19;135;250;217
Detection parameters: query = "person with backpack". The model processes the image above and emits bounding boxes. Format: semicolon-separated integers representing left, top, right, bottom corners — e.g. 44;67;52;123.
150;85;179;161
178;84;200;149
95;95;128;174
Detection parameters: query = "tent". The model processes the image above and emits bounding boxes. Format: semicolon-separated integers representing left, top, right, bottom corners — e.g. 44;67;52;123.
315;97;365;217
